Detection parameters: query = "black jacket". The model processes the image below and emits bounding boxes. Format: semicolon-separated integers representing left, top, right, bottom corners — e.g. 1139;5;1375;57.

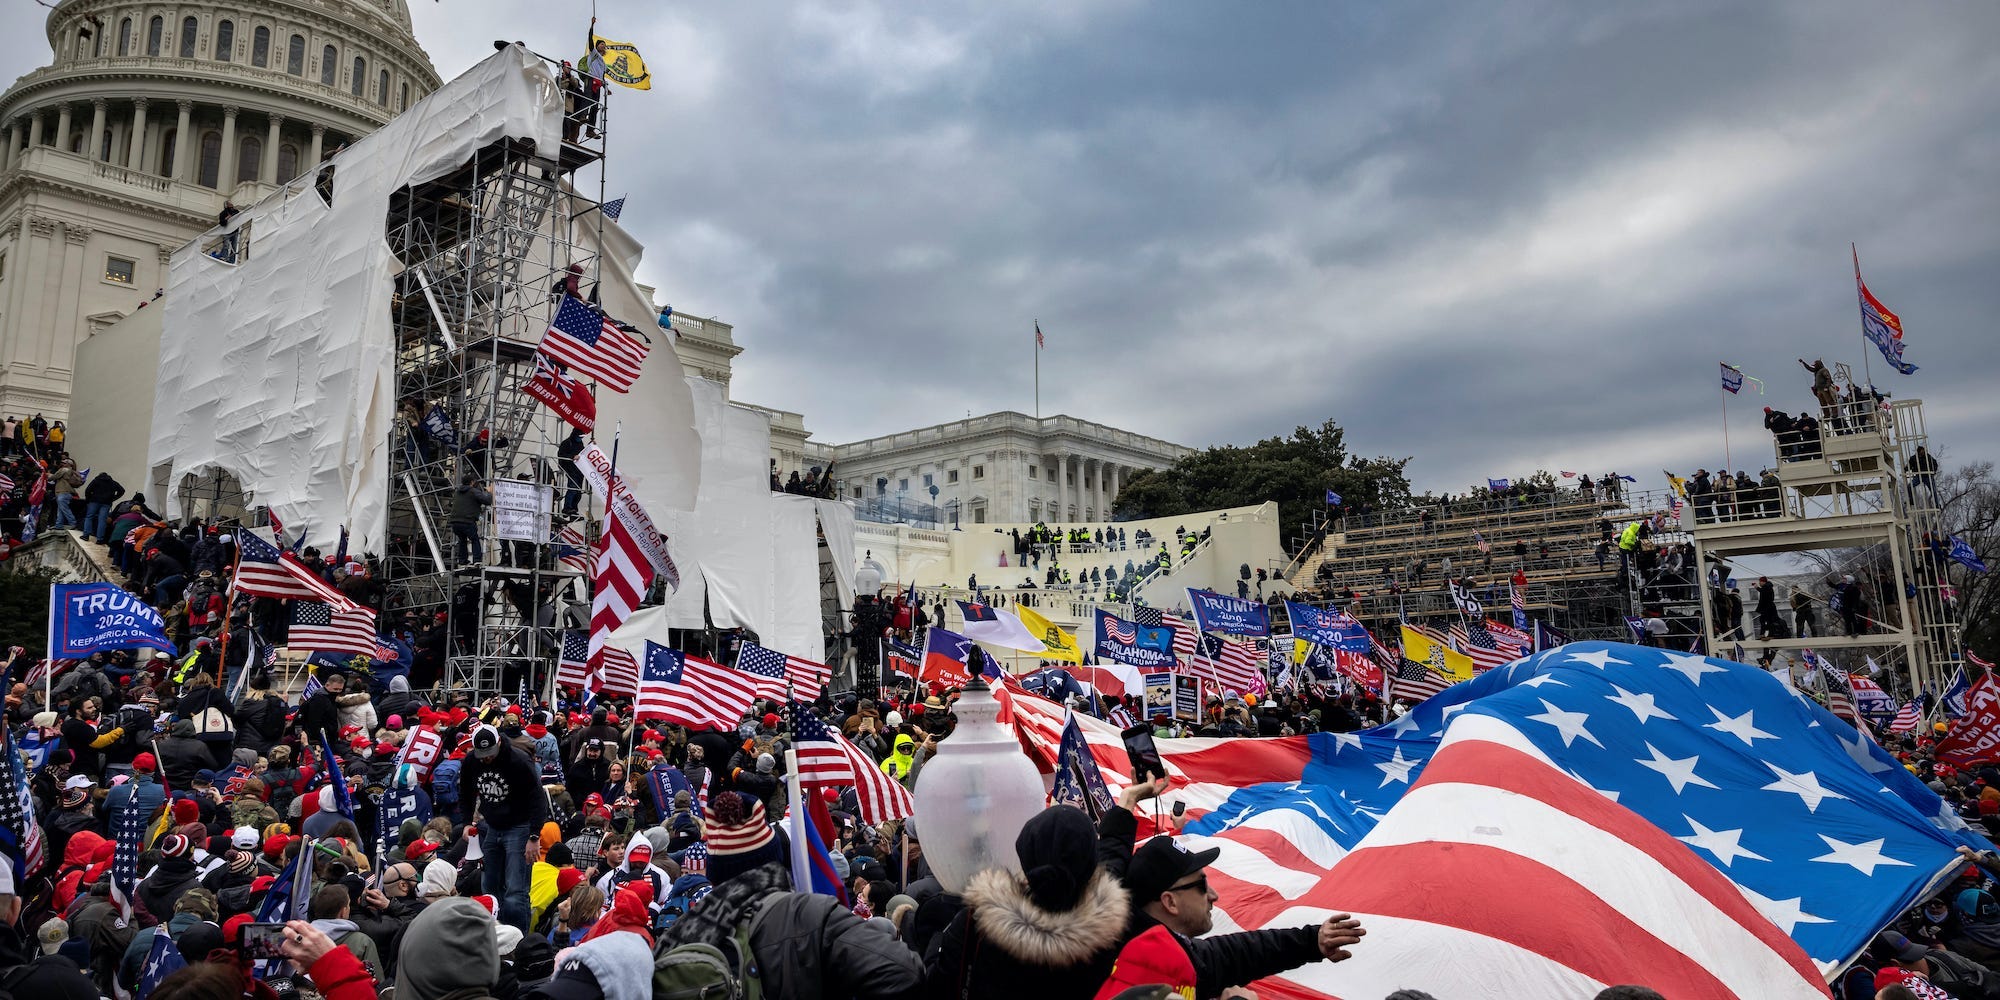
928;866;1128;1000
136;858;201;921
459;742;550;829
81;473;123;505
1095;806;1324;1000
299;688;340;746
233;692;289;756
663;863;923;1000
155;735;211;789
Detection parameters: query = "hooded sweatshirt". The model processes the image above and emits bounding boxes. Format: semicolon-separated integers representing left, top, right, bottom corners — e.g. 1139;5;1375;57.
559;930;655;1000
593;840;667;907
421;858;459;899
311;916;385;981
395;898;500;1000
881;735;917;780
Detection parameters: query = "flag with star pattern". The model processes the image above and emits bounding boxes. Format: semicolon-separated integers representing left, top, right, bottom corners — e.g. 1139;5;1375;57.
996;641;1990;995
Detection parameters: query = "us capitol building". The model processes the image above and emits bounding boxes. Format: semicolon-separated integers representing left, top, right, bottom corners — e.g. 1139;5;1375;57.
0;1;1190;526
0;0;440;421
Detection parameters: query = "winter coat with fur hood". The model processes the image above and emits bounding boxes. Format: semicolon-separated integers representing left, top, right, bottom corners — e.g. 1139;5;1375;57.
926;866;1131;1000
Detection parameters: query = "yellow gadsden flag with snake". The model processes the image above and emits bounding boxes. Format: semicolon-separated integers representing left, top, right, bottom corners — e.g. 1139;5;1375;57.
1401;624;1474;683
1016;604;1083;664
587;34;652;90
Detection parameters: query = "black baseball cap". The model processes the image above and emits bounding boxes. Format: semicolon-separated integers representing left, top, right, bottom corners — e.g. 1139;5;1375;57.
471;725;500;760
1125;835;1221;903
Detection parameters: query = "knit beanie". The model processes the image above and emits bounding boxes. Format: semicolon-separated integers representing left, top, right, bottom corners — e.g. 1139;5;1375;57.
702;792;787;887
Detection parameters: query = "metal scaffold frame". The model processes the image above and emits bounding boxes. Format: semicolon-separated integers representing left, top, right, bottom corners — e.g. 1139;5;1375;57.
1689;391;1967;699
382;95;610;702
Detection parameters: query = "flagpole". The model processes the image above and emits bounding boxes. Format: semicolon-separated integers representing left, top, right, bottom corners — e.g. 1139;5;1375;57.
1720;379;1733;474
1033;320;1040;420
1852;243;1876;391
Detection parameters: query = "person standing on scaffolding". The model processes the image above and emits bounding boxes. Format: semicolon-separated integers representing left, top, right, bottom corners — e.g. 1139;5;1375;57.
581;21;608;140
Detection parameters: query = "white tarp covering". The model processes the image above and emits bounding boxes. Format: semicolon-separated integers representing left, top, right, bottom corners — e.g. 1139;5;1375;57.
814;497;859;616
766;494;823;660
571;194;701;514
150;47;563;550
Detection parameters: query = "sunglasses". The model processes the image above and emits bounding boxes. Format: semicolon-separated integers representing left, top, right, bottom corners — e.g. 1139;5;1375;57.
1168;874;1209;896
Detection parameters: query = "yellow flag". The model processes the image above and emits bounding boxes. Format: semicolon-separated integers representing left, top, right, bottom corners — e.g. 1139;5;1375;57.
1291;636;1313;665
1401;625;1474;683
587;34;652;91
1016;604;1083;664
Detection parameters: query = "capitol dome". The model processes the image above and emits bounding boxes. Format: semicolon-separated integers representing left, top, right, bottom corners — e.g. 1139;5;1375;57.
0;0;442;418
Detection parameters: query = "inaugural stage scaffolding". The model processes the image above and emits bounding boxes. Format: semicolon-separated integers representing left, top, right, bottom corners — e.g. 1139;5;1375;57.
383;126;610;698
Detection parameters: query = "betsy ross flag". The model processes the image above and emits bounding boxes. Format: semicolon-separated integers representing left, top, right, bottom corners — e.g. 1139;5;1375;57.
634;643;759;730
790;702;914;826
288;602;379;656
540;296;649;392
1854;245;1917;376
235;531;356;609
738;642;833;699
523;353;597;432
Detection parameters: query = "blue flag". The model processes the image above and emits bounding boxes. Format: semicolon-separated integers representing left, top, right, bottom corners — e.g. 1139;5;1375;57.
1324;489;1342;505
135;925;187;1000
1285;601;1369;652
1945;670;1971;719
49;583;175;657
1948;535;1988;573
110;800;144;916
317;734;358;823
1187;587;1271;637
1093;609;1176;668
1487;478;1511;491
1051;711;1116;819
421;403;462;452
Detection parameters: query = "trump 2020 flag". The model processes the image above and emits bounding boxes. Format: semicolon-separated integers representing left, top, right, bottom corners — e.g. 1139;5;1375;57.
1855;245;1918;376
1721;362;1746;394
49;583;174;657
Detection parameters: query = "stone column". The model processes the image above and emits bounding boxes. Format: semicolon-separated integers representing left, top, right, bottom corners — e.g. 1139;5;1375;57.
27;112;44;149
261;114;283;183
171;99;192;180
126;97;148;169
1085;457;1100;520
87;99;107;161
1064;454;1077;520
55;104;73;151
308;122;324;165
218;107;238;189
2;122;17;171
1108;463;1121;513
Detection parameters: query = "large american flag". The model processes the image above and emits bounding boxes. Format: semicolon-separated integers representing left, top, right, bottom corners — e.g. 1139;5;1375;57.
235;531;356;609
633;643;757;731
539;296;649;393
588;512;654;677
738;643;832;699
109;790;145;919
790;702;914;826
997;644;1959;998
1889;702;1922;734
288;602;379;656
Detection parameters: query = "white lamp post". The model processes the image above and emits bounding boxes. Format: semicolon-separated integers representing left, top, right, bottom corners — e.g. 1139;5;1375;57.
912;676;1049;893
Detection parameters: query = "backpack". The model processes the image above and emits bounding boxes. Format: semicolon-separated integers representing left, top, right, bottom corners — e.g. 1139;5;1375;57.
652;896;768;1000
431;757;461;806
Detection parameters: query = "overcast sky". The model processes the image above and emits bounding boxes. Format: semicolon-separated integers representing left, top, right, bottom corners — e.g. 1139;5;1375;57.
9;2;1995;495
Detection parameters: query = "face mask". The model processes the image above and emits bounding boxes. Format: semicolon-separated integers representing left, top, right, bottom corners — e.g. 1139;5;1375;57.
1928;908;1950;922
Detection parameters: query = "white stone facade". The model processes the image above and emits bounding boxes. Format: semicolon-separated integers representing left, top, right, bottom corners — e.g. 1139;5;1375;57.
0;0;440;421
826;411;1191;526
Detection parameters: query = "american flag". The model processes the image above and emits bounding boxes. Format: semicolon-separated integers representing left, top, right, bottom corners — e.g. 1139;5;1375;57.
136;919;188;1000
633;643;758;731
1449;620;1523;674
555;630;591;689
289;602;380;656
554;524;592;574
1389;656;1453;703
1809;654;1862;731
995;644;1940;996
539;296;649;393
109;792;145;918
738;642;832;699
0;722;45;879
1889;702;1922;733
24;657;75;689
588;511;654;678
235;531;356;609
790;702;915;826
602;195;626;221
0;473;12;498
597;644;641;698
732;644;789;701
